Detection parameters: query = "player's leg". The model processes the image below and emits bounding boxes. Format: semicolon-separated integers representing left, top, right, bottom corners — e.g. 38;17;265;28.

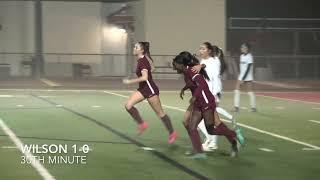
246;81;257;112
233;80;241;112
216;106;233;120
198;119;216;151
203;110;239;157
188;109;207;159
183;105;194;154
147;95;177;144
124;91;148;134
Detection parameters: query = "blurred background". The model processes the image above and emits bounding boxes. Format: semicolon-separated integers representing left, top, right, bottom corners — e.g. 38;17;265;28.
0;0;319;89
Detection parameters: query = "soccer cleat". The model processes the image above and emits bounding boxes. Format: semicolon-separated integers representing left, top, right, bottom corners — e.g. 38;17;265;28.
168;131;178;144
137;121;148;135
230;142;239;158
235;127;245;146
251;108;257;112
190;153;207;160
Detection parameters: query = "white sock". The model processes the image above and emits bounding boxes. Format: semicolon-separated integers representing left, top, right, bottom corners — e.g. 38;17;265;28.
248;92;256;108
208;134;218;145
234;90;240;107
197;120;210;139
216;107;233;120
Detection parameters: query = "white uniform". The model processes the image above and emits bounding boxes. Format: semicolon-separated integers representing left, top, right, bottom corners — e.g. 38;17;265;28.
238;53;254;81
200;57;222;102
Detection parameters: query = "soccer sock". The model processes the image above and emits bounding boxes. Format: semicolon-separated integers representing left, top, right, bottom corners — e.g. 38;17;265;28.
198;120;217;144
234;90;240;107
207;123;236;145
125;106;143;124
198;120;210;139
216;107;233;120
208;134;218;145
184;124;203;153
248;92;256;108
160;114;174;134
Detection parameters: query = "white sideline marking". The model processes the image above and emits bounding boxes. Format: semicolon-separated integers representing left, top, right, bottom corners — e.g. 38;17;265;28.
0;95;14;98
258;148;274;152
312;107;320;110
308;120;320;125
142;147;155;151
256;94;320;105
302;148;320;151
0;119;56;180
1;146;18;149
103;91;320;150
55;105;63;107
254;81;309;89
92;106;101;108
38;96;55;98
16;105;24;107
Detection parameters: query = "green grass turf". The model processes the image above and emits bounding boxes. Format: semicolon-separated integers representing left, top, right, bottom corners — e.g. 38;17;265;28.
0;90;319;180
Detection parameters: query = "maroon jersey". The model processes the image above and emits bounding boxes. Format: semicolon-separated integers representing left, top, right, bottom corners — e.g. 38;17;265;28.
183;66;216;112
136;56;159;98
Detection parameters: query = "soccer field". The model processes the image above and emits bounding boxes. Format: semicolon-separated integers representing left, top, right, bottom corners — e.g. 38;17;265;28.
0;89;319;180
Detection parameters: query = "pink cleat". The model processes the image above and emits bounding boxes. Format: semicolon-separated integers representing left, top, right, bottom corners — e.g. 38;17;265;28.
138;122;148;135
168;131;178;144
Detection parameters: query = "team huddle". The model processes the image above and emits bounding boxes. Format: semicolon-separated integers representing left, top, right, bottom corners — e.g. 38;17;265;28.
123;41;256;159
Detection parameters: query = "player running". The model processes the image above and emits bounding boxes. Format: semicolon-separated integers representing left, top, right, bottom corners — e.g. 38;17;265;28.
173;51;239;159
123;41;177;144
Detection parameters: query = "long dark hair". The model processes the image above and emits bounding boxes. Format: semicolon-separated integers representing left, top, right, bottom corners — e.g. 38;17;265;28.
203;42;227;75
138;41;155;71
173;51;210;80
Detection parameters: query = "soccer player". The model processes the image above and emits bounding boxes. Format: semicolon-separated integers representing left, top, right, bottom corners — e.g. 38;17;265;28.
233;43;257;112
123;42;177;144
190;42;234;151
173;51;239;159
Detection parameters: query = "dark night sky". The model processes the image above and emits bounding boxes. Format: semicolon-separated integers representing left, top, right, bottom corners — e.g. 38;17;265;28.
227;0;320;18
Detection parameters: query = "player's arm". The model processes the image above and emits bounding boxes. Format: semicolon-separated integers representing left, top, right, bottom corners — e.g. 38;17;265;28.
191;64;206;73
180;85;189;100
123;70;148;84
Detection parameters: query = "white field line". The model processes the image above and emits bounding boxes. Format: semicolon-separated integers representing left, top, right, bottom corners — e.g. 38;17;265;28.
258;148;274;152
103;91;320;150
256;94;320;105
302;148;320;151
308;120;320;125
0;119;56;180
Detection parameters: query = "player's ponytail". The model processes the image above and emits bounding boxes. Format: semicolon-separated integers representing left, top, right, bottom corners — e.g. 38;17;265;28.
212;45;227;75
139;41;155;72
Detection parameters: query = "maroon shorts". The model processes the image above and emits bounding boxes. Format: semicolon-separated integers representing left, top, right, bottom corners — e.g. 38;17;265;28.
193;101;216;113
193;91;216;113
137;82;159;99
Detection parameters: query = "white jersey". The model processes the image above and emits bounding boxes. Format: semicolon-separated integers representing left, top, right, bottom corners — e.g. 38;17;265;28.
238;53;254;81
200;57;222;97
